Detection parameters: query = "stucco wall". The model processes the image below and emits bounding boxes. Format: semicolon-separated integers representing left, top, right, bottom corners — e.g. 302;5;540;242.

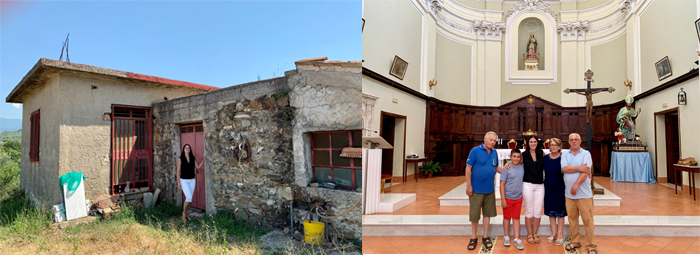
636;77;700;187
362;0;423;92
590;34;628;105
20;73;61;206
54;71;205;203
362;76;427;178
435;33;472;105
639;0;697;92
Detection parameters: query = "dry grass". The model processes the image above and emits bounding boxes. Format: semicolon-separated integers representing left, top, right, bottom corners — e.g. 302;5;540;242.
1;214;263;255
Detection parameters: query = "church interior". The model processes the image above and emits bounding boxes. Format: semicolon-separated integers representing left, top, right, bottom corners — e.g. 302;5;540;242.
361;0;700;254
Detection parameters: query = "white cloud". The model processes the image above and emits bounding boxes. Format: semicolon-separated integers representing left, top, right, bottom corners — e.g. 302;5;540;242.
12;103;20;109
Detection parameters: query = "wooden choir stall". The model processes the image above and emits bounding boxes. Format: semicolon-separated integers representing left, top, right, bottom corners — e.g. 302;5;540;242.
425;95;627;178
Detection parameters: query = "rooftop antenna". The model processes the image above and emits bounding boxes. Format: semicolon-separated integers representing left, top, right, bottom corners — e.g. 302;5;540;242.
59;33;70;63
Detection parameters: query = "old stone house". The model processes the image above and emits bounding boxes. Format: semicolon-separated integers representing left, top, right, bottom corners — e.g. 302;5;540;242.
6;57;362;239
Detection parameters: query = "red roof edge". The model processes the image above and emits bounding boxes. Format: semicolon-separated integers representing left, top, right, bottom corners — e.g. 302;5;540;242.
125;72;219;91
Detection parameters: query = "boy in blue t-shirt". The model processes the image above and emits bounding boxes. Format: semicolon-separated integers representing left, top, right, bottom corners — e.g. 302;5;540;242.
500;149;525;250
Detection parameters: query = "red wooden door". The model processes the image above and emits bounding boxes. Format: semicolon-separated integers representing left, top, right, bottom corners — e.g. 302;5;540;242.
180;124;206;210
111;105;153;194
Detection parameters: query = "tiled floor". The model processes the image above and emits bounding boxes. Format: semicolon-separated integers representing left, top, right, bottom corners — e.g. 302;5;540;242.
378;176;700;216
362;235;700;254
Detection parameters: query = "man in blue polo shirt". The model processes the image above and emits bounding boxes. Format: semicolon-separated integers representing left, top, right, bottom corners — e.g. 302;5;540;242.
560;133;597;254
465;131;505;250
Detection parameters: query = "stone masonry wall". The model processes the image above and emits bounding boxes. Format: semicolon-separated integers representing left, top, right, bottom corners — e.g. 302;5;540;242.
288;60;363;240
152;59;362;241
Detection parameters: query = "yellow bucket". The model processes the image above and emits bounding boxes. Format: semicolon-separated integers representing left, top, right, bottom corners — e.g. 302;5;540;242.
303;220;325;245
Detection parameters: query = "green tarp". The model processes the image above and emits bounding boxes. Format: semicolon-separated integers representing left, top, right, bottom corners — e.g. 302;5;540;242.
59;172;85;192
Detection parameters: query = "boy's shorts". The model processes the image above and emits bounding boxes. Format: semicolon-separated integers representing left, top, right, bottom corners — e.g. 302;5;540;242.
469;192;497;222
503;197;523;220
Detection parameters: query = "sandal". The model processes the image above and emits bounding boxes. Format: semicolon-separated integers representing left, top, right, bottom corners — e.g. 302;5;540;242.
534;234;541;244
527;235;536;245
468;238;478;250
547;235;556;244
555;238;564;246
589;249;598;254
482;237;493;249
565;244;577;252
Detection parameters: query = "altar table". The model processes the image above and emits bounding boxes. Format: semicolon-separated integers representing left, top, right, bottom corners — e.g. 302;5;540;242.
609;151;657;184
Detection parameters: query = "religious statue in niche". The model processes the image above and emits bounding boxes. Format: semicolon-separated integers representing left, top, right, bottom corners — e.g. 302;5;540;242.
616;95;642;143
523;34;539;70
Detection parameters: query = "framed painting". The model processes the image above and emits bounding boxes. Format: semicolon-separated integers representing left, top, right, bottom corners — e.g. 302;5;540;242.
695;18;700;43
389;55;408;80
655;56;672;81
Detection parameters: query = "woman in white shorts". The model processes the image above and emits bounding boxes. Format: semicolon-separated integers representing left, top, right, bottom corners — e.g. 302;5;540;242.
178;144;203;222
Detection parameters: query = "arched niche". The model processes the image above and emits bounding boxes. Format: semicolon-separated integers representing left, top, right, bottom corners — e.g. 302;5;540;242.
518;17;545;70
505;11;558;84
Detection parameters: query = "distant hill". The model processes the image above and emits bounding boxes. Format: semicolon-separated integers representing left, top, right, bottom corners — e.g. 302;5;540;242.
0;118;22;133
0;130;21;142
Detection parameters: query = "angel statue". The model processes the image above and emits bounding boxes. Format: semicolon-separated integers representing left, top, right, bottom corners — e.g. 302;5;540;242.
616;95;642;142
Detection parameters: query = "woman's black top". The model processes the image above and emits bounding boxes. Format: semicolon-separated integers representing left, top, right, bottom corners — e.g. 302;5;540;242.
180;155;196;179
522;150;544;184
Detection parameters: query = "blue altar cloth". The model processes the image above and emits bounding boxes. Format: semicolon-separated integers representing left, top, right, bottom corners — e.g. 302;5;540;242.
610;151;657;184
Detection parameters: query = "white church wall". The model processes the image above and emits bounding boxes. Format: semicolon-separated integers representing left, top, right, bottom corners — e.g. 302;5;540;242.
362;0;423;92
636;77;700;188
362;76;427;180
590;33;628;105
639;0;697;92
435;32;473;105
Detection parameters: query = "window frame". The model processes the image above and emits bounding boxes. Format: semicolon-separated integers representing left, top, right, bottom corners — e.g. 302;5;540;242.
29;109;40;162
310;130;362;190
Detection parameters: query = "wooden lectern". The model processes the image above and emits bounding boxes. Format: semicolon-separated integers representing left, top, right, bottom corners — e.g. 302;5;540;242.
362;136;392;215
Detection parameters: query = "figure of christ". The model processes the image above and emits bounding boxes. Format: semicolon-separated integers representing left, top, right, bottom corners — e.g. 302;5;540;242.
565;88;607;124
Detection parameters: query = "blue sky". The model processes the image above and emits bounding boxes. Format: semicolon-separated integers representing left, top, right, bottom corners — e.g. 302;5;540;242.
0;1;361;121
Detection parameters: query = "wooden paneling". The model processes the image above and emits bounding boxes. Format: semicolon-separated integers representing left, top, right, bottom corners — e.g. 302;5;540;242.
424;94;625;177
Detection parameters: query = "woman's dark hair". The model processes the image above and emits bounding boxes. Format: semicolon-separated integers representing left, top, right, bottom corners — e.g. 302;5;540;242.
180;144;195;161
526;136;544;159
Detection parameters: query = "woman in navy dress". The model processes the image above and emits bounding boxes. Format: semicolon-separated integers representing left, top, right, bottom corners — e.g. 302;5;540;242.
544;138;567;245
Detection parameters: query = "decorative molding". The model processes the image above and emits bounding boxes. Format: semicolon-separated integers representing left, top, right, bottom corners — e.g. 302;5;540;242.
474;20;506;41
426;0;475;34
362;93;380;136
505;0;558;22
588;0;636;35
426;0;444;13
557;20;590;41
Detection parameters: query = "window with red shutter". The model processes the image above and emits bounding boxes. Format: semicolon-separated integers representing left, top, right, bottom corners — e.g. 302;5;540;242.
30;109;40;162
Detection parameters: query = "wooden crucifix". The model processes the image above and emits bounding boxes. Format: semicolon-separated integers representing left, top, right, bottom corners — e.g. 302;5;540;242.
563;69;615;195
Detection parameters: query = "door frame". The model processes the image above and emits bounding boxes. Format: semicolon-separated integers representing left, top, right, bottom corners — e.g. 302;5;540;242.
179;123;206;210
379;111;407;182
654;107;681;181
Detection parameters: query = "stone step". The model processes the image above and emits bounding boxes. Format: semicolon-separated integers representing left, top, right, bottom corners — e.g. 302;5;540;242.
362;215;700;237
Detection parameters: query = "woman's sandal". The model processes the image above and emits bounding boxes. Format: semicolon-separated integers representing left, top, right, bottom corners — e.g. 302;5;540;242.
482;237;493;249
534;234;541;244
565;244;577;252
589;249;598;254
527;235;536;245
547;235;556;244
555;239;564;246
468;238;478;250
